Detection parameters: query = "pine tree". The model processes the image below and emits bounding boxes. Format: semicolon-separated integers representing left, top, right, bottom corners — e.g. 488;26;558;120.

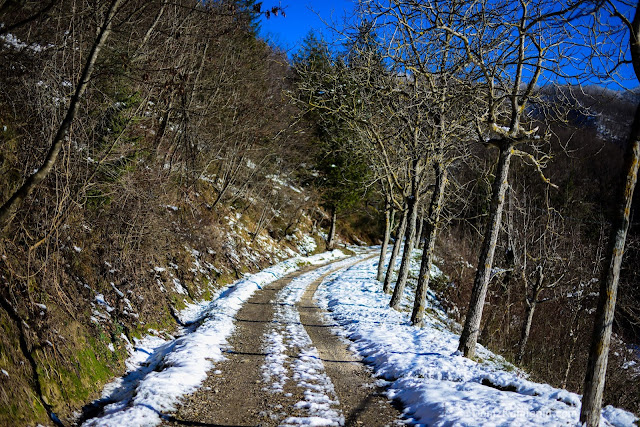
293;32;368;249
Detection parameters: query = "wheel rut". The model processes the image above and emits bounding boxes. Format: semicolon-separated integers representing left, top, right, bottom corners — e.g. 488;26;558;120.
298;271;404;426
161;256;406;427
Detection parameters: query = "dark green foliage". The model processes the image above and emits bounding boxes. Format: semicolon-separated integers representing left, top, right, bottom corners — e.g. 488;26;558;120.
293;32;369;215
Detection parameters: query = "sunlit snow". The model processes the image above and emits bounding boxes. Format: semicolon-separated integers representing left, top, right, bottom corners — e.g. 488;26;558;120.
315;256;638;427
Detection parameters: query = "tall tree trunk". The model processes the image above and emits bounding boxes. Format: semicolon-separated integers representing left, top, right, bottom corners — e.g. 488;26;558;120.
580;83;640;427
562;296;586;389
501;186;516;291
0;0;125;229
389;194;419;309
327;205;337;250
581;6;640;425
516;265;543;364
415;210;424;250
411;164;447;325
377;199;393;282
383;206;408;294
458;142;513;359
418;215;428;250
516;298;536;364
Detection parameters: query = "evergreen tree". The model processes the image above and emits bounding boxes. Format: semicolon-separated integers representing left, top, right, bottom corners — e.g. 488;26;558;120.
293;32;368;249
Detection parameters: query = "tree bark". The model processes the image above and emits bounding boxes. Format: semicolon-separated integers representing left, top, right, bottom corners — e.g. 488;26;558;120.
411;164;447;325
458;142;513;359
0;0;125;229
415;212;424;250
377;199;393;282
389;194;419;309
327;205;337;250
580;82;640;427
383;206;408;294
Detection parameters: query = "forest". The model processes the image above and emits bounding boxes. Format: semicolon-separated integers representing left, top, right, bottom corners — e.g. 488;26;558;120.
0;0;639;426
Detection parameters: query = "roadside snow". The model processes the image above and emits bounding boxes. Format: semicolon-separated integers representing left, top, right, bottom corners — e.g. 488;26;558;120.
315;256;639;427
83;249;348;427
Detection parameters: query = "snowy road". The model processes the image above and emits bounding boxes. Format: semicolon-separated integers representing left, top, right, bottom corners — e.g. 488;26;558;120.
83;249;638;427
162;253;405;426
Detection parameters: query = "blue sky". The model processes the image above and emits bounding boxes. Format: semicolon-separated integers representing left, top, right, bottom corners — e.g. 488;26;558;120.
258;0;355;56
257;0;638;90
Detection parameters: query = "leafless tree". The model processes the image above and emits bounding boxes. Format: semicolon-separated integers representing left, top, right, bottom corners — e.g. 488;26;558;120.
0;0;125;228
429;0;591;359
580;1;640;424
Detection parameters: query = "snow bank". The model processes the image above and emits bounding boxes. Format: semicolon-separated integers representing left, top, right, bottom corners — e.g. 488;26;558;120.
315;256;639;427
83;249;348;427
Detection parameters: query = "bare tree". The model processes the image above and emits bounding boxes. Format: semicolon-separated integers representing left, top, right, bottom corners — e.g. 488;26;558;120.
412;161;448;324
377;190;396;281
0;0;125;228
383;206;407;293
580;1;640;424
433;0;588;359
363;0;476;324
512;198;569;364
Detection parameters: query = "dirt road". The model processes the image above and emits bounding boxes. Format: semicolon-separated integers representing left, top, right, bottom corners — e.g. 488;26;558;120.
161;257;407;427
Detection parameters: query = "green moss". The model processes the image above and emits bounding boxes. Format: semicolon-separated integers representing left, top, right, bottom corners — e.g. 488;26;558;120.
85;187;112;209
131;307;175;339
36;334;116;408
170;294;187;311
0;404;20;421
198;275;214;300
216;272;237;288
0;391;48;426
0;317;51;427
201;289;212;301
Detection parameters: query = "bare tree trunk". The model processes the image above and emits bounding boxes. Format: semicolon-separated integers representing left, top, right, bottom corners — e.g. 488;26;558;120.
383;206;407;294
516;298;536;364
458;142;513;359
415;209;424;250
377;199;393;282
418;213;429;250
411;164;447;325
0;0;125;228
580;87;640;427
389;194;419;309
501;186;516;290
516;265;543;364
562;326;580;389
134;0;168;55
327;205;337;250
581;5;640;425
